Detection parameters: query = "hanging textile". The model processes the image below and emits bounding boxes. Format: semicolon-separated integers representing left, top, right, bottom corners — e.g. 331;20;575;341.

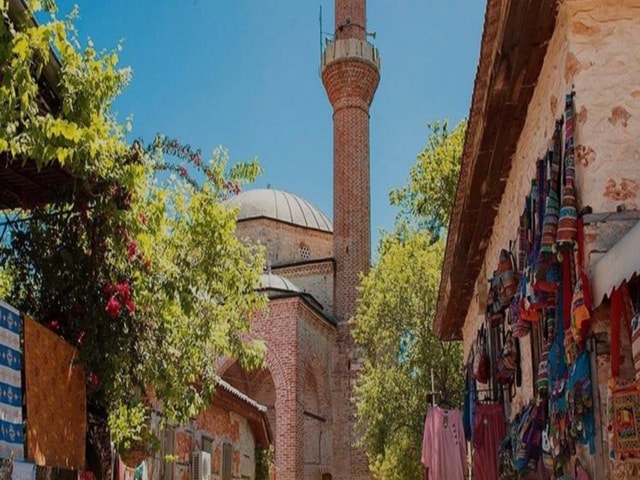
607;379;640;460
473;402;506;480
565;350;595;454
12;462;36;480
462;369;476;442
422;406;466;479
0;301;24;461
557;93;578;247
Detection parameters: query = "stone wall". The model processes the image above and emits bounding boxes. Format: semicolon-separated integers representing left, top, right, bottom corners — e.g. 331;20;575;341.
235;219;333;267
272;260;335;316
460;1;640;478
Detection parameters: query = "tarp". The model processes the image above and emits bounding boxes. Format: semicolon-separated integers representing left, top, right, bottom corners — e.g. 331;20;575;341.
590;220;640;308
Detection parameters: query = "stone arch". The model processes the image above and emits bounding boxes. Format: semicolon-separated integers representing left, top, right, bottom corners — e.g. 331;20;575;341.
301;348;332;422
302;349;333;475
218;345;301;477
217;346;292;403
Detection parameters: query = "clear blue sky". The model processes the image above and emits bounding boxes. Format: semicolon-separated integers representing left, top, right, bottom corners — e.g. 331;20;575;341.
55;0;485;251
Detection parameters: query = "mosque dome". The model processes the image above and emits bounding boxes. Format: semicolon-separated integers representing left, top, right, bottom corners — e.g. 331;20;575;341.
226;189;333;233
258;273;301;293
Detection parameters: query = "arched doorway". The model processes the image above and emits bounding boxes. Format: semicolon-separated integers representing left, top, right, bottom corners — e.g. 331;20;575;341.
221;363;277;441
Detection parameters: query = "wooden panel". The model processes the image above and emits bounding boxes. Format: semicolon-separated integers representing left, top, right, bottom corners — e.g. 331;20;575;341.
436;0;558;340
24;316;86;468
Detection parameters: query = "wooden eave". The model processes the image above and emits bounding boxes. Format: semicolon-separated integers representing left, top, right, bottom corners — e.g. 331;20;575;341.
434;0;558;340
213;384;273;448
1;0;73;210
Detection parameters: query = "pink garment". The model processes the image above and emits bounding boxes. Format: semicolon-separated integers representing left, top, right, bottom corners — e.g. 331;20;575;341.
421;406;467;480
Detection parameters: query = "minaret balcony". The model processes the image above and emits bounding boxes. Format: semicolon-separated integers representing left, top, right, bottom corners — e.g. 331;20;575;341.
321;38;380;74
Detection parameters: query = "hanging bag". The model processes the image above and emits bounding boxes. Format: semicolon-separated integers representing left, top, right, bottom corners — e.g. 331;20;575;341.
495;330;519;389
473;326;490;384
495;248;519;309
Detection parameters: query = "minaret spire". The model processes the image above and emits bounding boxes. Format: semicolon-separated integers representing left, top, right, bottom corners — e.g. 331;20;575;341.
322;0;380;322
322;2;379;478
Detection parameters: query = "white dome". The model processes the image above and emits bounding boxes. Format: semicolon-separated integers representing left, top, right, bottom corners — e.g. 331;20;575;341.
259;273;301;292
226;189;332;232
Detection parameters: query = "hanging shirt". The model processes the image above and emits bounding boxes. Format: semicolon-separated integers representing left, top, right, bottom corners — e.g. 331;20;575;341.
421;406;467;480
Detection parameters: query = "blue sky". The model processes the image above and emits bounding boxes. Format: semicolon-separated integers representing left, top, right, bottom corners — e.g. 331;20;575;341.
55;0;485;251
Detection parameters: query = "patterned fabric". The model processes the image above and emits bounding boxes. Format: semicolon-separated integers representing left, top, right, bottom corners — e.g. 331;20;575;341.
0;301;23;461
632;312;640;380
608;380;640;460
557;94;578;247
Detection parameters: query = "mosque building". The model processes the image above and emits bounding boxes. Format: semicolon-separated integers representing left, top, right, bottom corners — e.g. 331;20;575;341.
216;0;380;478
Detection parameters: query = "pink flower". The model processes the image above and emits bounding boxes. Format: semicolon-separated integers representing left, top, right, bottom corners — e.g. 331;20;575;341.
105;295;121;319
47;320;60;333
102;282;116;296
127;240;138;260
116;282;131;302
88;372;100;389
139;213;148;225
179;166;188;177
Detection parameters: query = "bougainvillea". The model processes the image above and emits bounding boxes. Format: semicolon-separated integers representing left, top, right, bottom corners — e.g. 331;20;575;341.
0;0;266;450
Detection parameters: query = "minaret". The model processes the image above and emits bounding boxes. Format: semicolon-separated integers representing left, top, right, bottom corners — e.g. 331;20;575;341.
322;2;379;479
322;0;380;322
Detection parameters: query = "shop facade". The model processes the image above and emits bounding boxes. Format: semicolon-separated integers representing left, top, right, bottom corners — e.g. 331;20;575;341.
435;0;640;478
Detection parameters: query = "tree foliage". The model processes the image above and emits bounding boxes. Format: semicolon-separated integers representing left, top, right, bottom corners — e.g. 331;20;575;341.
0;0;266;449
353;120;467;479
389;119;466;240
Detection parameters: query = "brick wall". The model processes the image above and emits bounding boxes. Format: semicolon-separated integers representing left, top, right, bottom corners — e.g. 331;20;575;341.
322;54;379;324
322;1;379;477
334;0;366;40
221;296;336;480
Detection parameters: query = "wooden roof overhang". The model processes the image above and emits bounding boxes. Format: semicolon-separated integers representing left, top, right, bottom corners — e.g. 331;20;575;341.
214;381;273;448
434;0;559;340
1;0;73;210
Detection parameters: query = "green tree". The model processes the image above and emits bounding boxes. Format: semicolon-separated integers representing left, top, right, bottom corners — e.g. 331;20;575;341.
353;120;466;479
0;0;266;452
389;119;466;240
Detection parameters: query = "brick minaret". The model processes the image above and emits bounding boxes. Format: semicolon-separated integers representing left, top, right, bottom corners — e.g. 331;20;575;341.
322;2;379;478
322;0;380;322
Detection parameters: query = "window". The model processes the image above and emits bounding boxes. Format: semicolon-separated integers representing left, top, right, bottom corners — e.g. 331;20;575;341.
299;244;311;260
202;436;213;455
222;443;233;480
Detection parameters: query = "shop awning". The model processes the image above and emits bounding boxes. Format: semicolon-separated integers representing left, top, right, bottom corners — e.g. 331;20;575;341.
589;219;640;308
